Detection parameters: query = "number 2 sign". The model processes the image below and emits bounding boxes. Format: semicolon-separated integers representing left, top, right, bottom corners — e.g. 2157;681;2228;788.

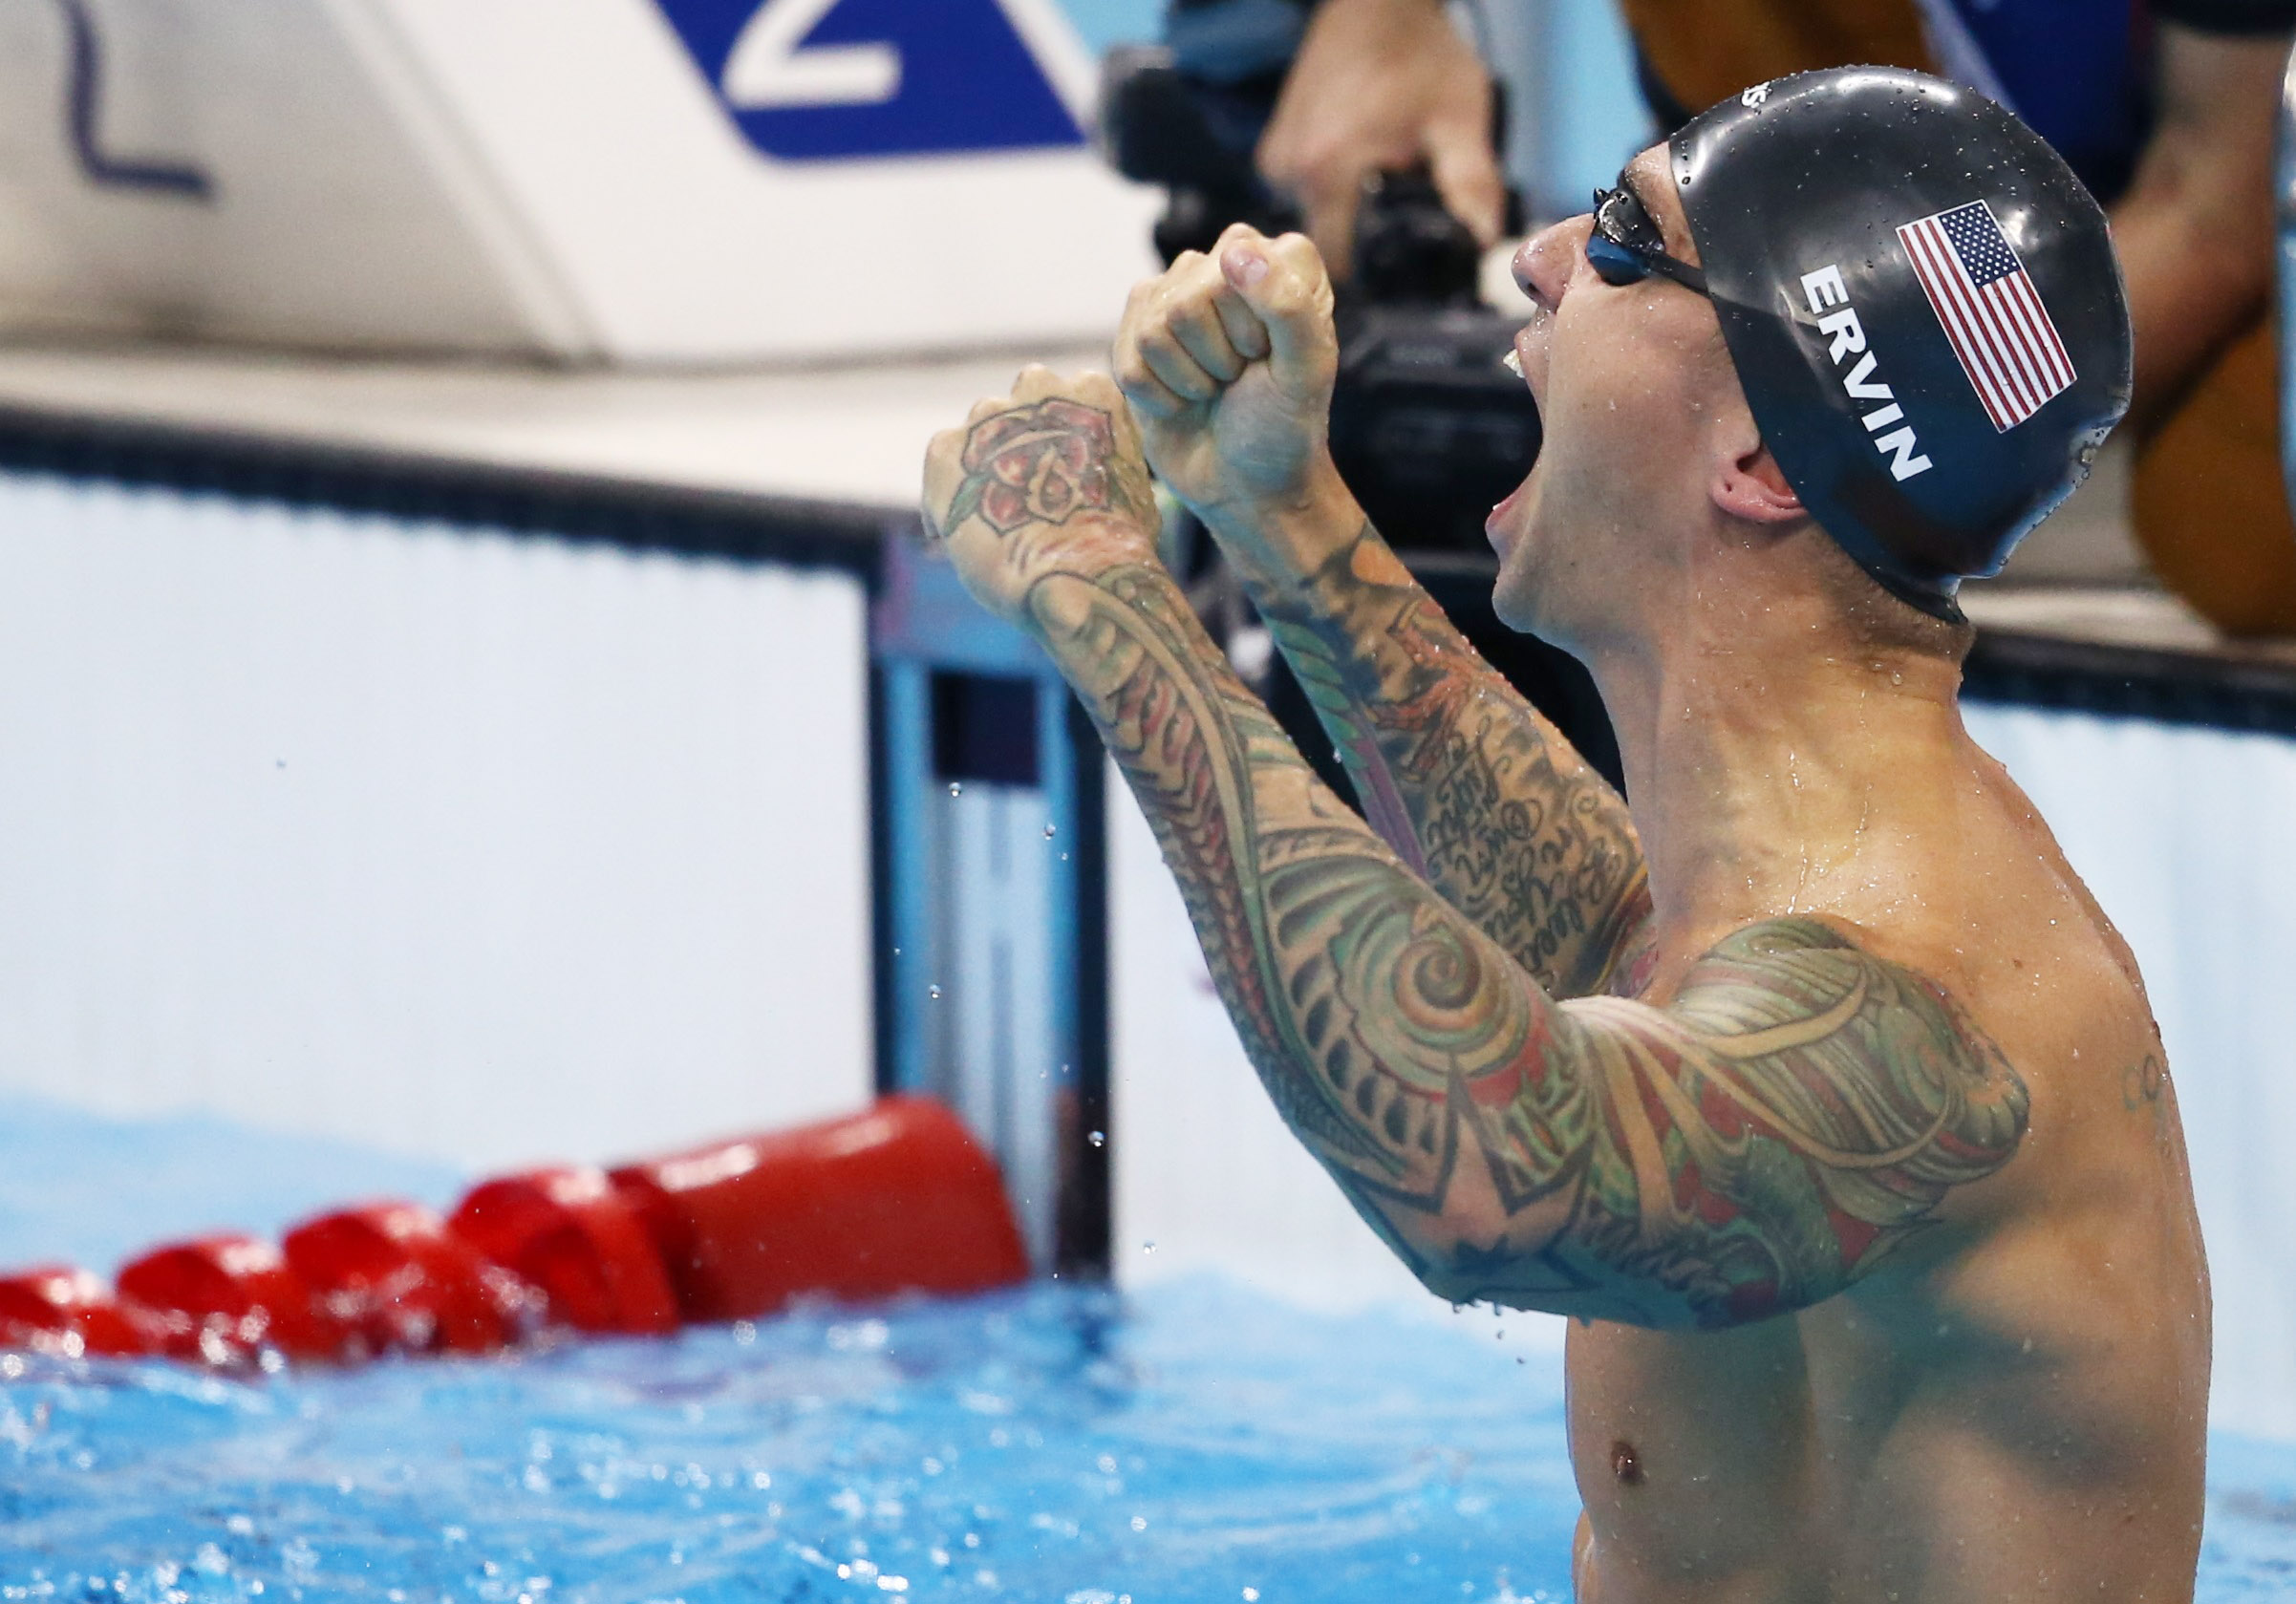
649;0;1089;161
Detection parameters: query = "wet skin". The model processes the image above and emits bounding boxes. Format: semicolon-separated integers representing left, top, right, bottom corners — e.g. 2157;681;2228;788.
922;143;2209;1603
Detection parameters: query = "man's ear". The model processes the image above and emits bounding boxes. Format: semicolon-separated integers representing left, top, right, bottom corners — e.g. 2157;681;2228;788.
1712;439;1803;524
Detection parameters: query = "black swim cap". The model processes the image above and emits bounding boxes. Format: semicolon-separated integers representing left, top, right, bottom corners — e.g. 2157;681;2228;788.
1670;67;2132;620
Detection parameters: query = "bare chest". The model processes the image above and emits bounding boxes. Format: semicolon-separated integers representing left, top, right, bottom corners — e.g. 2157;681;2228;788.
1564;1314;1854;1579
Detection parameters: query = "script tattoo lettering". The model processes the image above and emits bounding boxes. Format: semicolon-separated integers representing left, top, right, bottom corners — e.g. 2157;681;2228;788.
1256;527;1650;999
1020;549;2031;1329
947;399;1155;536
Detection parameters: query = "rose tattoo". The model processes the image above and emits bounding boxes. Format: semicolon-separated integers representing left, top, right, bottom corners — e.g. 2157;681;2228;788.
947;399;1125;536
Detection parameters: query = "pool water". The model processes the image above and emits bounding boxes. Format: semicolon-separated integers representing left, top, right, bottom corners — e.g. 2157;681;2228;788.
0;1101;2290;1601
2;1280;1583;1602
4;1281;2294;1603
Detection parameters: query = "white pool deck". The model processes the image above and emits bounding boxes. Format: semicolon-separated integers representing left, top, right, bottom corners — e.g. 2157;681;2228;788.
0;339;2289;1440
0;337;1115;514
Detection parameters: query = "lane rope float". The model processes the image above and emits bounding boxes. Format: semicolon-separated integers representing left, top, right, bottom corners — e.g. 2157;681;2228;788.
0;1095;1029;1366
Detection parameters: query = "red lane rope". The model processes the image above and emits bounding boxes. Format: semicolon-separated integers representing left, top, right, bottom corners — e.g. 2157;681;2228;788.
0;1096;1028;1367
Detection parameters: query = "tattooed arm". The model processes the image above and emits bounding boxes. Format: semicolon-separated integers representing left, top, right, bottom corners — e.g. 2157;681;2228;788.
924;369;2029;1328
1257;523;1648;997
1112;225;1648;997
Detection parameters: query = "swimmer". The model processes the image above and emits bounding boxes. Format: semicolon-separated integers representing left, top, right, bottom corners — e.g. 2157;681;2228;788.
922;69;2208;1601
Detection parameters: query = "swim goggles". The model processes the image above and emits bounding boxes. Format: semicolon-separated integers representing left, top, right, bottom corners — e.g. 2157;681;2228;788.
1586;183;1709;295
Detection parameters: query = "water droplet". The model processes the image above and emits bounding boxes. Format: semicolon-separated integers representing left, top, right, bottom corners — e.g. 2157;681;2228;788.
1141;1240;1157;1254
928;985;943;1000
1087;1130;1105;1146
1043;823;1058;839
948;781;963;798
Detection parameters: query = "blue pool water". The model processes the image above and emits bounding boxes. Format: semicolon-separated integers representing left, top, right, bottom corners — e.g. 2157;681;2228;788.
2;1281;1587;1601
3;1281;2293;1602
0;1101;2291;1600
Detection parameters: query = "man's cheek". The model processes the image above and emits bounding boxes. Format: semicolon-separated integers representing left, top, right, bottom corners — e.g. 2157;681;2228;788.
1539;310;1614;423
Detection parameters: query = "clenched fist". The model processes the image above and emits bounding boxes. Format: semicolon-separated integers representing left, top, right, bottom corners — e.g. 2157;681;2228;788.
1113;225;1350;580
921;367;1161;627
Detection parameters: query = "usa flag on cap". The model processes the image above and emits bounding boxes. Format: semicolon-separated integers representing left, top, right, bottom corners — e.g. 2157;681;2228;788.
1896;201;2075;432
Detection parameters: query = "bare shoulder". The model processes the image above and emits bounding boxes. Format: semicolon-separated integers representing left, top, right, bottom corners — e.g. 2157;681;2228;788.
1678;903;2167;1230
1649;918;2033;1191
1623;914;2022;1076
1512;915;2034;1324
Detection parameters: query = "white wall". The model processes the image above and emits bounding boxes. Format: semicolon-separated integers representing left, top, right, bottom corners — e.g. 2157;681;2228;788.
0;0;1158;360
0;470;873;1173
0;0;578;352
1113;710;2296;1437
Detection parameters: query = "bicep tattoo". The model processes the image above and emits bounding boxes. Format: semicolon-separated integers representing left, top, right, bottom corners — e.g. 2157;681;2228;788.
1255;527;1649;998
1440;920;2031;1327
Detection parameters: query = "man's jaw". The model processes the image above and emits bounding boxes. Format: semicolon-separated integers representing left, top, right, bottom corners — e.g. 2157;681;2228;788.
1486;472;1555;635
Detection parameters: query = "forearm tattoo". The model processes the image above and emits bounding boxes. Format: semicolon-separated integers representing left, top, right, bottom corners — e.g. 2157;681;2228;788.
954;400;2030;1328
1255;527;1650;998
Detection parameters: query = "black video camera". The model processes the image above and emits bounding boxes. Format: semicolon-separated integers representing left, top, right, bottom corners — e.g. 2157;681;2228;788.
1098;42;1541;555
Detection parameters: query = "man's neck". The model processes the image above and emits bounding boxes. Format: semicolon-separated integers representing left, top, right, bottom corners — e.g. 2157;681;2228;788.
1586;627;1971;952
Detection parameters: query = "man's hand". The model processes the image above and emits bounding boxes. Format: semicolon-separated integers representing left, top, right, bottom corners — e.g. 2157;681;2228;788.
1256;0;1506;275
921;367;1162;627
1113;225;1356;582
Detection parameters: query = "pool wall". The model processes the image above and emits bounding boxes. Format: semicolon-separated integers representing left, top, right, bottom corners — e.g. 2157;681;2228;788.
0;468;876;1172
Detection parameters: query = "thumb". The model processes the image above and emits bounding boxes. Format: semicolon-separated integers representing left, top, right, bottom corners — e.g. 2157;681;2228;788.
1425;124;1507;248
1219;233;1336;388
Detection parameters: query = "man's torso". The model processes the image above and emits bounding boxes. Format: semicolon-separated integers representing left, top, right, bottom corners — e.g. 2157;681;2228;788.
1563;743;2211;1603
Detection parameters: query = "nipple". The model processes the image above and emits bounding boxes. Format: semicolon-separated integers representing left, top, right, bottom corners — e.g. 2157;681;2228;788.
1611;1439;1644;1486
